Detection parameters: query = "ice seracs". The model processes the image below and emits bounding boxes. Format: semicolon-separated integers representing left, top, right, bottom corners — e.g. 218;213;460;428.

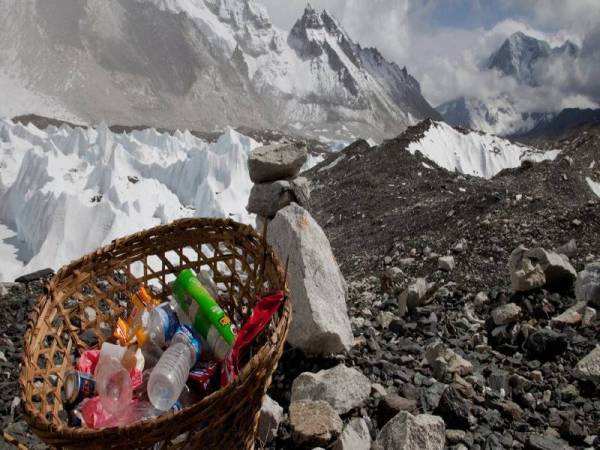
0;119;262;281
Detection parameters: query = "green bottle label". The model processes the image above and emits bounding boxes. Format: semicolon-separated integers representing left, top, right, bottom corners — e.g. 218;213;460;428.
173;269;236;350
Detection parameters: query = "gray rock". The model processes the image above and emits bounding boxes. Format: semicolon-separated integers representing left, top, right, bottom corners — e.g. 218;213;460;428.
438;256;455;271
491;303;521;325
550;301;586;327
0;282;19;296
399;258;415;268
289;400;343;447
371;383;387;397
378;311;395;329
332;417;372;450
248;142;307;183
525;247;577;289
268;204;353;354
474;291;489;305
425;341;473;376
453;239;467;253
509;245;546;292
247;177;310;218
446;429;467;445
556;239;577;258
526;433;574;450
387;266;403;278
378;394;418;425
258;395;284;444
372;411;445;450
575;346;600;383
398;278;428;316
582;306;597;326
575;262;600;307
291;364;371;414
289;176;310;205
14;268;54;283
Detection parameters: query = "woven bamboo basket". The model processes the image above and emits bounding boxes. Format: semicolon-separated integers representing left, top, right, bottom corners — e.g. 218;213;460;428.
19;218;291;449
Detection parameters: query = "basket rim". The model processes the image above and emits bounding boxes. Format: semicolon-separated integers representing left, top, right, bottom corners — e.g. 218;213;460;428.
19;217;291;441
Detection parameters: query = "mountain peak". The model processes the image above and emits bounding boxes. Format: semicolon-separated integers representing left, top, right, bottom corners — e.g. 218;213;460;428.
507;31;530;43
488;31;551;86
298;2;323;28
489;31;579;86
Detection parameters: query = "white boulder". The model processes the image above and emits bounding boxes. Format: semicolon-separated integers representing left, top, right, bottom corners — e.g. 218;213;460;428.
333;417;372;450
291;364;371;415
267;204;353;355
258;395;284;444
373;411;445;450
575;262;600;307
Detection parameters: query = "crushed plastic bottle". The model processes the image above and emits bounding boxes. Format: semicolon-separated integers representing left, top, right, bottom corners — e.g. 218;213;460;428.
94;343;133;415
147;325;201;411
146;301;180;347
137;301;180;369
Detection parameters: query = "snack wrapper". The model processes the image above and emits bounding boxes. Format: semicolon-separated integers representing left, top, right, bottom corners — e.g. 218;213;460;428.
114;286;160;346
188;361;219;392
221;291;285;386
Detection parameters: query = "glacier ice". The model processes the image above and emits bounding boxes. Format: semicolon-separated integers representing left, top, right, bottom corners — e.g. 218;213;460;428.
0;118;264;281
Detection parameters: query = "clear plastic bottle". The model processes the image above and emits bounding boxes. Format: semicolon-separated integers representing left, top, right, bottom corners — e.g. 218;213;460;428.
147;325;201;411
146;302;180;347
94;343;132;415
138;302;180;369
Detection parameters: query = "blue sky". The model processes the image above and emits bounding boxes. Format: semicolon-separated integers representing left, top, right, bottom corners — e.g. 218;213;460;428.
424;1;521;29
258;0;599;109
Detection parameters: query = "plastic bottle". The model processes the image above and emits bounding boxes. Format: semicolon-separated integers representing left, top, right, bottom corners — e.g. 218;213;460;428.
146;302;180;348
136;301;180;369
147;325;201;411
172;269;236;361
94;343;133;415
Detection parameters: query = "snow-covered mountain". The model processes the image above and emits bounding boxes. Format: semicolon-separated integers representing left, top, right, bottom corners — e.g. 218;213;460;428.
0;117;323;281
487;31;578;87
0;0;438;141
406;120;560;179
437;32;579;136
436;94;555;137
516;108;600;138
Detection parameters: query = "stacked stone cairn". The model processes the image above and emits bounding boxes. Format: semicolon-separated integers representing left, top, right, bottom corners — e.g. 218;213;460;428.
246;142;311;230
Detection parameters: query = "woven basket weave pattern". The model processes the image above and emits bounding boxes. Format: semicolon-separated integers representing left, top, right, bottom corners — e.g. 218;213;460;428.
19;218;290;449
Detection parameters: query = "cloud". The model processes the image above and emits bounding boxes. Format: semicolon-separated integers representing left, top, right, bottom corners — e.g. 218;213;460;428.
499;0;600;34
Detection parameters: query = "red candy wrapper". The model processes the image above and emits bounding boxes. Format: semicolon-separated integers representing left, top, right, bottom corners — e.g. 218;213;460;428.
188;361;219;391
221;291;285;386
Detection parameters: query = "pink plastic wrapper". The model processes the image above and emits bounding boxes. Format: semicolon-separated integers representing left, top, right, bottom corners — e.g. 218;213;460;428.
75;349;144;428
221;291;285;386
76;350;100;374
81;397;140;429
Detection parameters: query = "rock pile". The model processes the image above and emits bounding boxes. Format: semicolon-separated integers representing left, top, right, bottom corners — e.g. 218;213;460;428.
258;239;600;448
247;142;310;223
247;141;353;356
